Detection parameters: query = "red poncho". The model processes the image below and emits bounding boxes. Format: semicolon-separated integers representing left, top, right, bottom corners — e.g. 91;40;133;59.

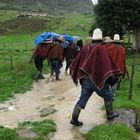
106;44;126;78
34;43;50;58
70;44;122;89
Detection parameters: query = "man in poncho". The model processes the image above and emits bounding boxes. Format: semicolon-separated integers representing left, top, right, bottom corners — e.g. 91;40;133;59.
104;34;127;91
47;37;64;81
70;29;122;126
106;34;127;78
65;41;78;74
33;39;53;81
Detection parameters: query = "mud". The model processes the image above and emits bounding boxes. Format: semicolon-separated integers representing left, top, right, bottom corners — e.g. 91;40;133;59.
0;65;106;140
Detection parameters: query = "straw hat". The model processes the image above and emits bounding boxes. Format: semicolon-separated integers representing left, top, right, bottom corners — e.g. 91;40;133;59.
113;34;123;42
57;36;64;42
85;36;92;44
92;28;105;40
104;36;113;43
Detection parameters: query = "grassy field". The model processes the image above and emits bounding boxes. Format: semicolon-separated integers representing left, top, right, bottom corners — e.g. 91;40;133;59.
0;10;18;21
0;11;93;102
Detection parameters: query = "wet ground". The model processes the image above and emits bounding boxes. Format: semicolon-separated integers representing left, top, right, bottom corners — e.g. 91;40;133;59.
0;65;106;140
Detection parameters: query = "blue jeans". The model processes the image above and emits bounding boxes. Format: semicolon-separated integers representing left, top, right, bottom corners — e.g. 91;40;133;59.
76;77;114;109
51;59;62;77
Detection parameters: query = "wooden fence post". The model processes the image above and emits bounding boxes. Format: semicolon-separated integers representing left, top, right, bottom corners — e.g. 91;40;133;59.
3;41;5;49
10;48;13;70
25;41;28;50
128;50;137;100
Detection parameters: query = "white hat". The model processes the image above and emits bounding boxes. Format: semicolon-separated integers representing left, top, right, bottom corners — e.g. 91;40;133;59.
104;36;113;43
113;34;123;42
92;28;104;40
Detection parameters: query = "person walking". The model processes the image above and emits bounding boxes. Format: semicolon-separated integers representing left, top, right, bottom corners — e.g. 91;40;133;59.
70;28;122;126
33;39;53;81
47;37;64;81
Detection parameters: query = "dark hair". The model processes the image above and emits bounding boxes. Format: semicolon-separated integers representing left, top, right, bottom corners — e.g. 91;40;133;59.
92;40;103;43
76;39;83;49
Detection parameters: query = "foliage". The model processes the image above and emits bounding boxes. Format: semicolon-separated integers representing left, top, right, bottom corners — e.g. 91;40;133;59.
94;0;140;38
113;52;140;119
85;124;138;140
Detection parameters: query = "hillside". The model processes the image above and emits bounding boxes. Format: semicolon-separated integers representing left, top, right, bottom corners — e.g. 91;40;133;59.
0;0;93;14
0;13;93;36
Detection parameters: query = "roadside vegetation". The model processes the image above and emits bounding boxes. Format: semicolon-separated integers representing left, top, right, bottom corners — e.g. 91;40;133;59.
85;124;138;140
0;119;56;140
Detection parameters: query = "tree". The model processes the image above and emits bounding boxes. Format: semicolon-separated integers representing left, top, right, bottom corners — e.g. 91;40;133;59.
94;0;140;50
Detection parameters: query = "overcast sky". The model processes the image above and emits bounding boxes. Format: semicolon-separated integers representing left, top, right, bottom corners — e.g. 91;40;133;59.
91;0;98;4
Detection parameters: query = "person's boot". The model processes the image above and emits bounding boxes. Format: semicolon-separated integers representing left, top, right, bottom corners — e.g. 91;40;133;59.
56;73;61;81
34;71;45;81
38;74;45;79
104;101;119;120
70;106;83;126
34;71;40;81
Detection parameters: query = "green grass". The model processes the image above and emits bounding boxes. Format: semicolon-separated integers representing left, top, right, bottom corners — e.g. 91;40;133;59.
17;119;56;140
0;10;17;21
0;34;36;50
0;49;49;102
53;13;93;37
0;119;56;140
0;126;18;140
113;53;140;118
85;124;138;140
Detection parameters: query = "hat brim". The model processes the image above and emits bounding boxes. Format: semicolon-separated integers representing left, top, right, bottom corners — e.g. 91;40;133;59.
113;40;123;43
44;41;53;44
104;40;113;43
92;38;106;41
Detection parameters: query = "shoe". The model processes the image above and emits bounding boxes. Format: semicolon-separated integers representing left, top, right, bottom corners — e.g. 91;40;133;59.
70;107;83;126
104;101;119;120
38;74;45;79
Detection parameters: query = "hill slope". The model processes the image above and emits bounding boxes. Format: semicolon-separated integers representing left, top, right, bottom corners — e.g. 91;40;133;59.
0;0;93;14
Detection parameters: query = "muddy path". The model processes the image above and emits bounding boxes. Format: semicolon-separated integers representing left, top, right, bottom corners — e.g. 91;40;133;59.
0;65;106;140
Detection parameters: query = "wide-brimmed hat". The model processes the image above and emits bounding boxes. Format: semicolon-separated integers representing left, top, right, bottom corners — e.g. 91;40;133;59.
113;34;123;42
104;36;113;43
92;28;105;40
57;36;64;42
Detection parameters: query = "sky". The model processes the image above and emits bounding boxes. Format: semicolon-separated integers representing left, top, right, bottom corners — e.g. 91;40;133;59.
91;0;98;4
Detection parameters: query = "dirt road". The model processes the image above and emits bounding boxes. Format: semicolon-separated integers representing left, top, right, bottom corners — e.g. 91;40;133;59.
0;66;106;140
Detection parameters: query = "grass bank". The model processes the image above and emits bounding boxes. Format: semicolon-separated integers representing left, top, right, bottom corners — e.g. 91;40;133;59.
0;119;56;140
85;124;138;140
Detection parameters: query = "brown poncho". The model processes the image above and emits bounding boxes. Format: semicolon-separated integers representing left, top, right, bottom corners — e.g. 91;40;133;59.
70;44;122;89
47;44;64;62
